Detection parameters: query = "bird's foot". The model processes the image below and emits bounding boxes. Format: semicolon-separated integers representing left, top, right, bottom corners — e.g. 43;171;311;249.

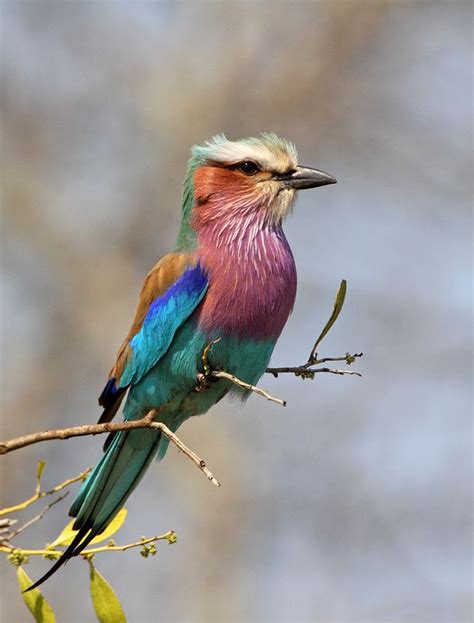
193;371;219;393
194;372;211;393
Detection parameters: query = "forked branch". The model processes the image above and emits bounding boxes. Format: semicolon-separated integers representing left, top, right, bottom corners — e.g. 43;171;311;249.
0;412;220;487
266;280;363;378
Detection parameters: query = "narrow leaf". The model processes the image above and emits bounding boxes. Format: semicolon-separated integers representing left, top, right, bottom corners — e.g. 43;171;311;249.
35;461;46;491
89;560;127;623
310;279;347;359
17;566;56;623
50;508;128;548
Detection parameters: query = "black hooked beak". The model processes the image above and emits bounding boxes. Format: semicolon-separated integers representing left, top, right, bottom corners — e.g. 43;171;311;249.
278;166;337;190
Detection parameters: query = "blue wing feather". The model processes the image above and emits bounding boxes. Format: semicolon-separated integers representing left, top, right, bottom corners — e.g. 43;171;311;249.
118;263;208;387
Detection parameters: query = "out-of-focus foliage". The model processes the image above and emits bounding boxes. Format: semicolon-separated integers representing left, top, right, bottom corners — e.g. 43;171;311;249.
50;508;128;548
89;560;127;623
1;1;471;622
17;566;57;623
1;463;171;622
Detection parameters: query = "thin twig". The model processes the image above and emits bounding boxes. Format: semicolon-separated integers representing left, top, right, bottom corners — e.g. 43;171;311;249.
211;370;286;406
44;468;92;495
0;467;92;516
152;416;220;487
266;353;363;378
0;531;176;559
81;532;176;555
309;367;361;377
309;354;363;366
8;493;69;540
0;412;220;487
0;518;17;545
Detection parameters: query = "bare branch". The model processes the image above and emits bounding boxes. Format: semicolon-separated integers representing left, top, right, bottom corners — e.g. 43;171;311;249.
8;493;69;540
44;468;92;495
266;353;363;378
209;371;286;406
0;411;220;487
0;467;91;517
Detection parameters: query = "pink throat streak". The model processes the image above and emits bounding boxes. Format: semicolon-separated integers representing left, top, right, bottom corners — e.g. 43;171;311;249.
195;205;297;340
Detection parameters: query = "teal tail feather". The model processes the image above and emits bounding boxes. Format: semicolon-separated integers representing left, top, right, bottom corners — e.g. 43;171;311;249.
25;427;161;592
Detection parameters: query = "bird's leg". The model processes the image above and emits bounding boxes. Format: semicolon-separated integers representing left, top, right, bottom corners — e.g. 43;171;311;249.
193;338;221;393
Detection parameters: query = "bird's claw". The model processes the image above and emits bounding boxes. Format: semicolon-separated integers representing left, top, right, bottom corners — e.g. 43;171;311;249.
194;372;211;393
193;371;219;393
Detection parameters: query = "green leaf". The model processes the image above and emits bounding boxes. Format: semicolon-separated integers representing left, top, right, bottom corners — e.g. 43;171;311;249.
311;279;347;357
35;461;46;492
50;508;128;548
17;566;56;623
89;560;127;623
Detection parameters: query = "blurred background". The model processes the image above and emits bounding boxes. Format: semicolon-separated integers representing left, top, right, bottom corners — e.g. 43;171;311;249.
1;1;472;622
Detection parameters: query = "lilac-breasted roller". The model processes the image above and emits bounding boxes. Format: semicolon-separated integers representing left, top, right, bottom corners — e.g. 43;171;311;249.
30;133;336;588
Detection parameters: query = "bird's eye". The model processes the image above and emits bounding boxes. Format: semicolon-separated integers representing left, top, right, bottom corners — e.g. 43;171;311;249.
237;161;260;176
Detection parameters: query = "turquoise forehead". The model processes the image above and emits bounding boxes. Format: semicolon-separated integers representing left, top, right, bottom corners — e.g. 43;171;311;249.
190;133;298;173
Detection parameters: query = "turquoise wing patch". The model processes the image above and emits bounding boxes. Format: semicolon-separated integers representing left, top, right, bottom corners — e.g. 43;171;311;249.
119;263;208;387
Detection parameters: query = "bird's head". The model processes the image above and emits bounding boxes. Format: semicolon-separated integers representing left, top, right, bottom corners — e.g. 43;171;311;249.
177;133;336;249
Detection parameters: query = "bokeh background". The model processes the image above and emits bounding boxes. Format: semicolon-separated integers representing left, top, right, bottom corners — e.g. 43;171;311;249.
1;2;472;622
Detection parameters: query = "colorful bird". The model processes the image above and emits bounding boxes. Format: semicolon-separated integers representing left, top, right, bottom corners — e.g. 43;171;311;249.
29;133;336;588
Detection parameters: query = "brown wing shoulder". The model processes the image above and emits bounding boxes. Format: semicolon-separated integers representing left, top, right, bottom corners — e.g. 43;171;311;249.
98;251;196;424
